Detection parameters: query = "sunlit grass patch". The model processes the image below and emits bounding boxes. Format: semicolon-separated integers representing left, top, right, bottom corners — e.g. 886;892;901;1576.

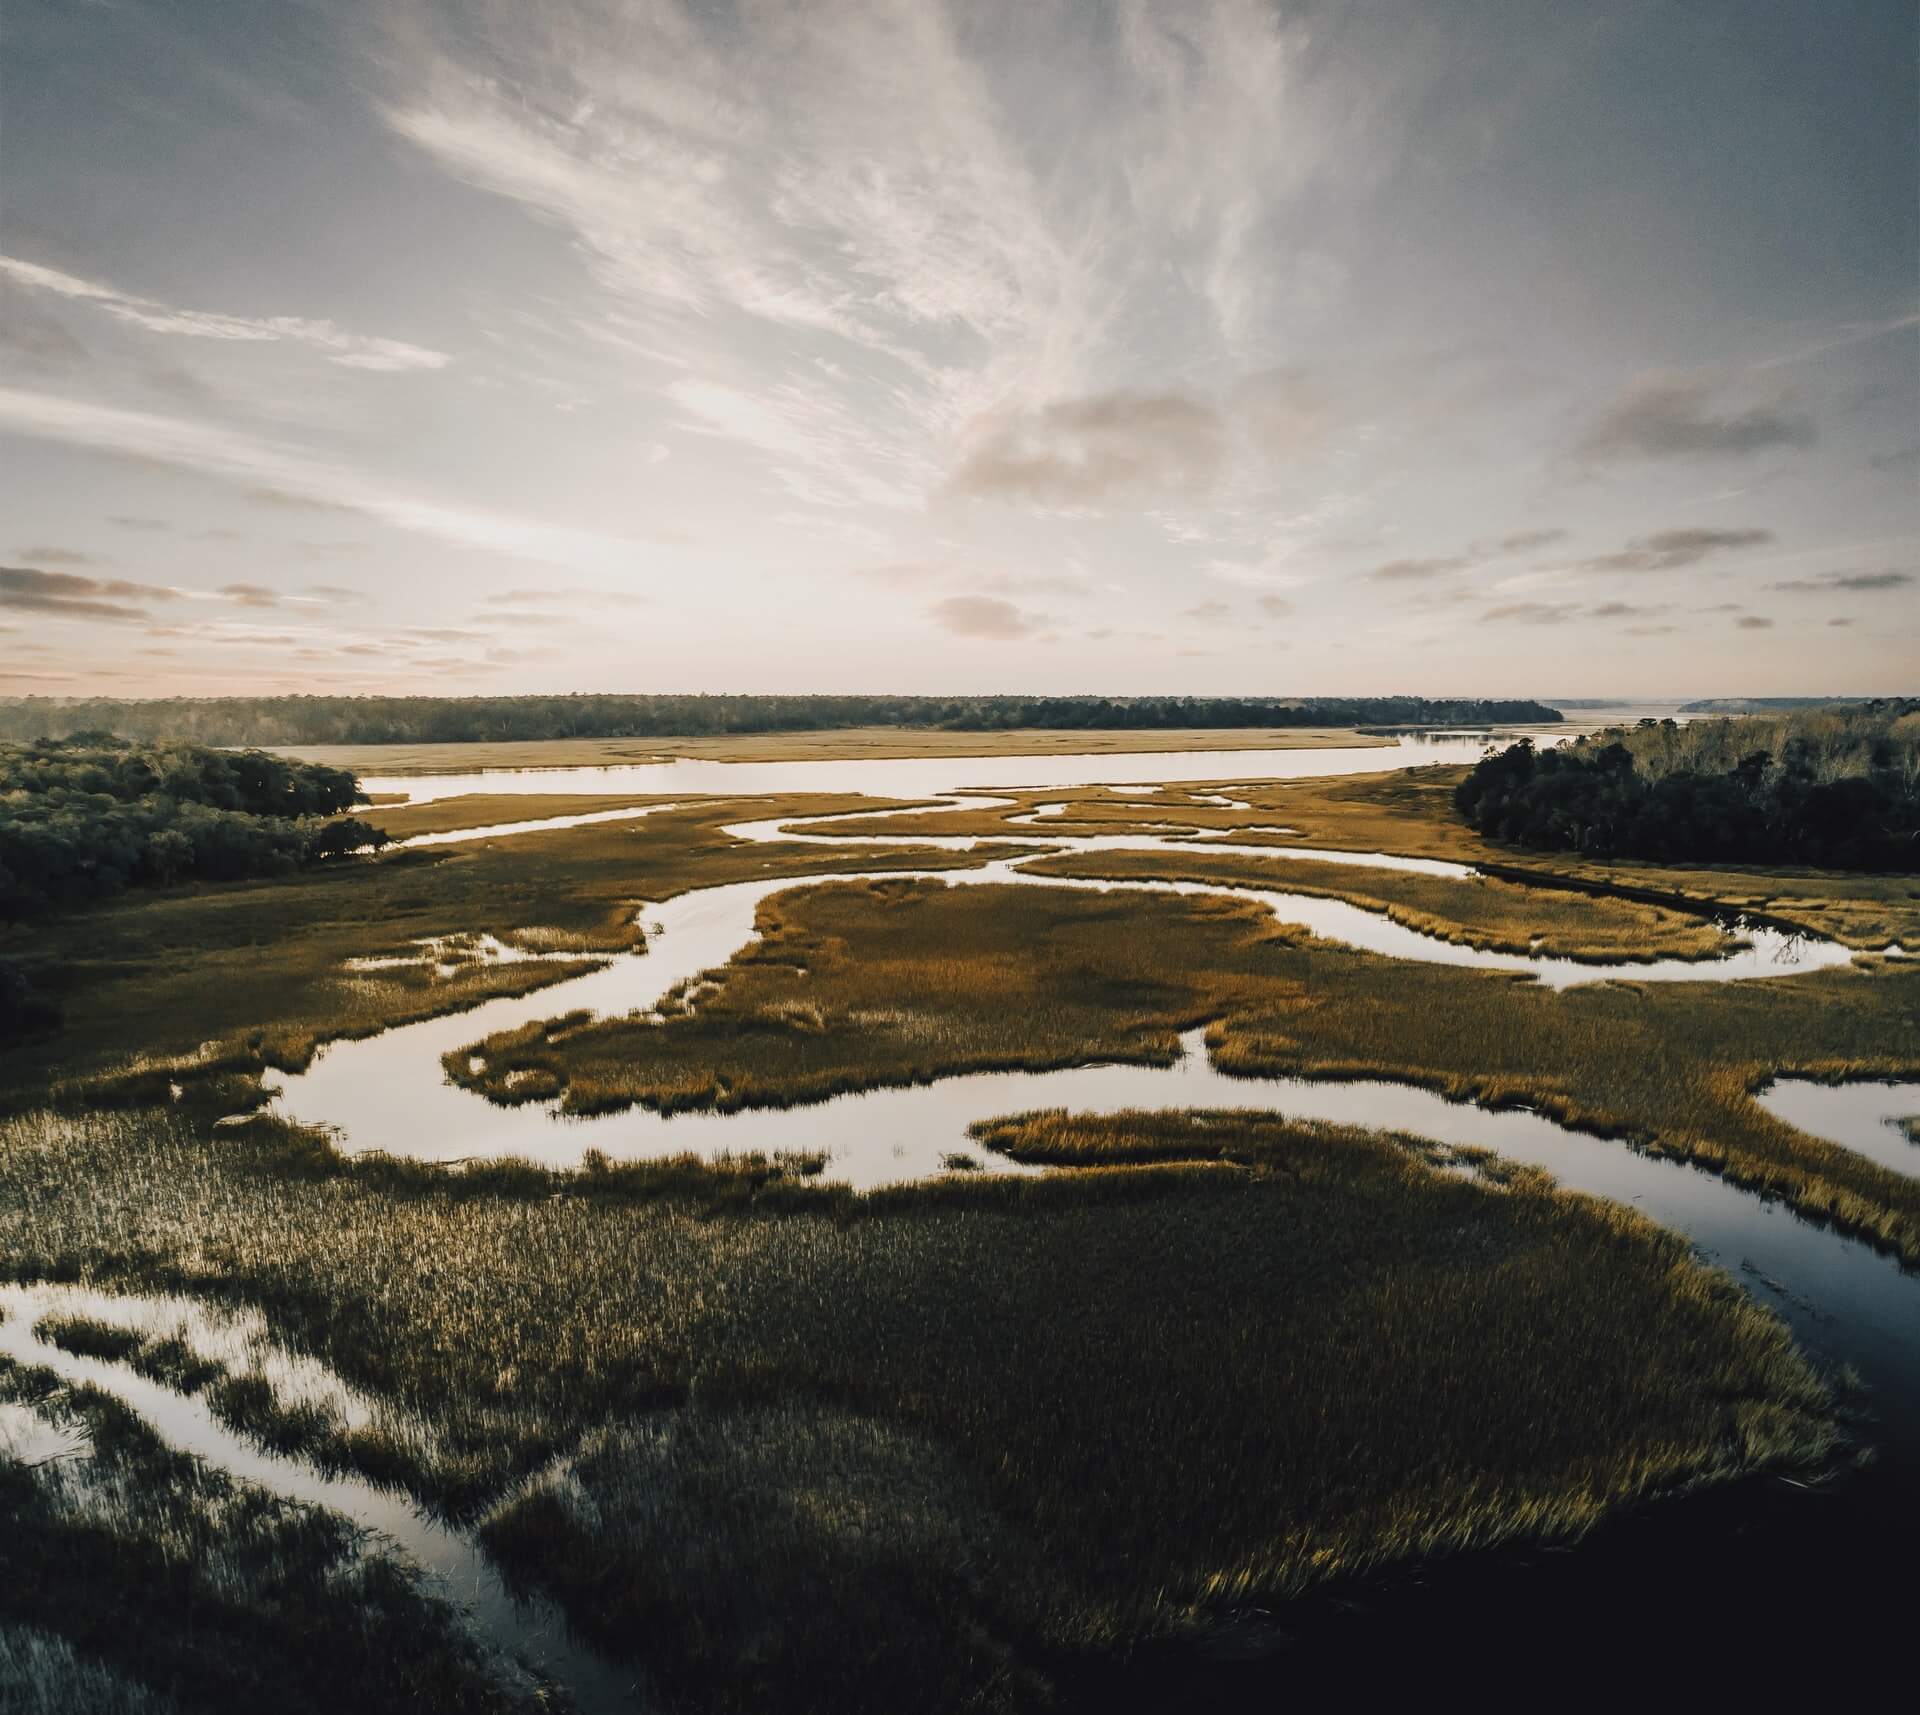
447;872;1920;1259
3;794;1027;1105
1016;847;1742;961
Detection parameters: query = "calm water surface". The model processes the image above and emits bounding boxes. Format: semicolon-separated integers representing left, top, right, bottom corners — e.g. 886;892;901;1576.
24;736;1915;1704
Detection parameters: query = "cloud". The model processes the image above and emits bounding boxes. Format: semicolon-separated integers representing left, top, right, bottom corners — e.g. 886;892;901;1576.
0;287;90;373
0;256;450;372
1578;377;1814;461
1828;617;1856;627
1735;615;1774;629
1371;556;1469;582
302;584;368;604
1230;367;1331;459
0;565;181;622
245;486;357;512
1256;594;1294;618
929;594;1044;640
0;388;652;572
853;562;944;588
1590;601;1660;619
220;582;279;608
1753;309;1920;371
1580;527;1773;573
1772;569;1913;593
1493;529;1566;554
1483;601;1576;625
470;609;574;628
949;392;1225;508
481;586;651;607
108;515;171;531
14;545;98;565
1205;551;1310;593
1183;600;1233;623
979;571;1097;601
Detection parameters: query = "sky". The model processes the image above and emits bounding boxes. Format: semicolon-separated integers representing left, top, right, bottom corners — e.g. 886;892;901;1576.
1;0;1915;701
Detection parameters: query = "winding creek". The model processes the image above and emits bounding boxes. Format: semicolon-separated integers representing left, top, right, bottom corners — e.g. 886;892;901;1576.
0;1282;639;1708
9;733;1916;1708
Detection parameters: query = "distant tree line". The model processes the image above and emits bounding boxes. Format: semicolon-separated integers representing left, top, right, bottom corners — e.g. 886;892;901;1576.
1455;700;1920;870
0;693;1564;748
0;734;385;923
1677;696;1871;714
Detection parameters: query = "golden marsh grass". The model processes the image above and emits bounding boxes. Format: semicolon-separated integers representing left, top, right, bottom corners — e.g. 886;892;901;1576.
1;1103;1837;1712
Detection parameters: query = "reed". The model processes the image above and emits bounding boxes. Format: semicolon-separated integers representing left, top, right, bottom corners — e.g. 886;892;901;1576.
452;875;1920;1261
0;1102;1840;1711
0;1354;546;1714
1;795;1024;1104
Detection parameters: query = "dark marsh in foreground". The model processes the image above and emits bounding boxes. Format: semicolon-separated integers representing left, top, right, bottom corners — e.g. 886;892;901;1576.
0;1103;1838;1712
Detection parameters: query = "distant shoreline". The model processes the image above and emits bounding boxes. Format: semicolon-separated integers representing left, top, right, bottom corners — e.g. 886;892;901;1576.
274;726;1404;775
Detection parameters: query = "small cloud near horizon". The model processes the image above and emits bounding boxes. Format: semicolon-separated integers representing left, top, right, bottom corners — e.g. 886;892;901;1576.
1371;557;1470;582
929;594;1046;640
0;564;180;622
1578;527;1774;573
1773;569;1912;593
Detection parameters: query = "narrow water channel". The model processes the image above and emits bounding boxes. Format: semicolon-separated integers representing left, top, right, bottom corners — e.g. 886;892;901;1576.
0;1283;641;1712
18;743;1914;1704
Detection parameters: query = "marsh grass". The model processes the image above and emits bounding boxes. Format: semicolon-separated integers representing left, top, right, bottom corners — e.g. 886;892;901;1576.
452;875;1920;1259
817;767;1920;948
1015;847;1740;961
0;1625;182;1715
451;878;1281;1116
0;1358;546;1714
282;726;1392;776
1;1100;1837;1712
1;795;1024;1104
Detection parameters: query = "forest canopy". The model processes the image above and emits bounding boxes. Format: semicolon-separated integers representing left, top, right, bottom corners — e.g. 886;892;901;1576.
1454;701;1920;871
0;735;384;922
0;693;1562;748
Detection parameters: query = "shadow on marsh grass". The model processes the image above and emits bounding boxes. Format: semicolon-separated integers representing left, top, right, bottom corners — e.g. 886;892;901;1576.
0;1363;544;1715
1;1101;1843;1713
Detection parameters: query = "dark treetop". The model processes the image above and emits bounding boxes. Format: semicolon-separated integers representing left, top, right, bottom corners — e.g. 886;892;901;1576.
0;734;382;922
1455;700;1920;871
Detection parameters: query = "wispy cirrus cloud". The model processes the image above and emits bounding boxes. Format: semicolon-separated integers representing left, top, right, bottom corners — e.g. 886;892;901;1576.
0;388;651;572
482;586;651;608
1772;568;1913;593
1577;527;1774;573
0;256;450;372
1370;556;1470;582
